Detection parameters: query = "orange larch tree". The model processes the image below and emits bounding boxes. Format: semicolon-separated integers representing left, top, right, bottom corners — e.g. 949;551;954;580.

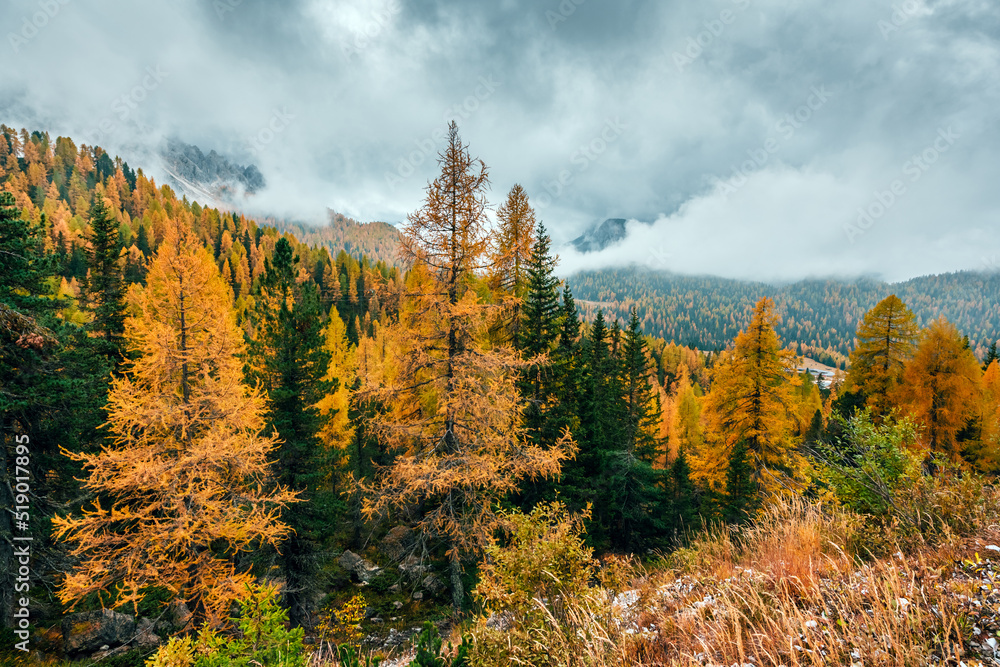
702;297;805;498
357;123;572;613
895;316;983;462
52;220;295;626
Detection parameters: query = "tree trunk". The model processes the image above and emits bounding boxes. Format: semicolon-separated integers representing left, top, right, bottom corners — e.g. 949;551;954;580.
450;553;463;614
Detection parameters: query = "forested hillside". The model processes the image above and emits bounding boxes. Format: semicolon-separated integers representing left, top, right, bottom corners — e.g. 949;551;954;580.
270;210;402;267
3;123;1000;667
569;268;1000;367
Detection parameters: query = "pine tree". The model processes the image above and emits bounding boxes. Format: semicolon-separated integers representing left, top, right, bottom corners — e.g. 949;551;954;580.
52;221;296;626
358;123;571;613
245;237;332;627
847;295;919;418
85;196;126;359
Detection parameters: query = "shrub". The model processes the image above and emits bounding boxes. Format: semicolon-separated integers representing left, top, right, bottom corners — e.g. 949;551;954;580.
470;501;624;667
814;410;922;518
145;582;305;667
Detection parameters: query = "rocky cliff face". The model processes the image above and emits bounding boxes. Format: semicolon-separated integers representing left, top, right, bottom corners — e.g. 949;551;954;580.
160;138;265;203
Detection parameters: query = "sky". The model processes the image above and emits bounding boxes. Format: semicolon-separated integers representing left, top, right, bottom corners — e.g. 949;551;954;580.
1;0;998;282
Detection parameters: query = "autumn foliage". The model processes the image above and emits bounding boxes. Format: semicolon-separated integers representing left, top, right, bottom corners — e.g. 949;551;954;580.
52;221;295;625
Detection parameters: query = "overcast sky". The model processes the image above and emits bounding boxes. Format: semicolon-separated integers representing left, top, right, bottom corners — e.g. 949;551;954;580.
2;0;998;282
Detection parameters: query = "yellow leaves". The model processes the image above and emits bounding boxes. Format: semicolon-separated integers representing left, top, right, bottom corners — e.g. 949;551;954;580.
702;297;805;497
51;220;295;625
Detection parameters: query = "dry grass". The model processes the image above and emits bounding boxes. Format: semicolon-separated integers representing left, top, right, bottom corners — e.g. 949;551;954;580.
313;484;1000;667
625;495;1000;667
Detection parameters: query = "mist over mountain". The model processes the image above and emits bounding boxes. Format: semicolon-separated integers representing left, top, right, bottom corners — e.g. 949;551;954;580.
160;138;265;206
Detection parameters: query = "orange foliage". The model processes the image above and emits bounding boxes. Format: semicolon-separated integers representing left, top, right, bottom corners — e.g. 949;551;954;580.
52;220;295;626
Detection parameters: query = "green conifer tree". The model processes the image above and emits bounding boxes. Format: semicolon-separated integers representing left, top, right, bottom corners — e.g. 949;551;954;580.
85;196;127;359
246;237;332;627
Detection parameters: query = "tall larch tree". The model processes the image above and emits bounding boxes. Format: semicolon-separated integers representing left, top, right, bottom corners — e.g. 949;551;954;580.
245;237;331;627
357;122;572;613
52;221;296;626
315;304;356;477
895;317;983;463
85;195;127;360
846;294;919;418
703;297;804;499
489;184;537;343
974;360;1000;472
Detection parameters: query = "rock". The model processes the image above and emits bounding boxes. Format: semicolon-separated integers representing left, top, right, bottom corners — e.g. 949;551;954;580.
62;609;136;656
339;550;382;583
381;526;416;562
412;591;424;601
393;601;404;609
135;617;161;650
166;600;193;630
421;574;447;596
399;555;429;581
389;583;401;594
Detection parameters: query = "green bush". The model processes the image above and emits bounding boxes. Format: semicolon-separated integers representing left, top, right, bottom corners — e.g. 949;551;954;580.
145;582;304;667
815;410;921;517
470;502;619;667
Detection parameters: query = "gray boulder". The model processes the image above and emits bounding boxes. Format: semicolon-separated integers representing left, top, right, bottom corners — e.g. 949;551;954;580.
62;609;136;656
339;550;382;583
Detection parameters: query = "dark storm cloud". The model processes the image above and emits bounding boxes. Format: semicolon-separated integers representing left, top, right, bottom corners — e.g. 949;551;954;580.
1;0;998;281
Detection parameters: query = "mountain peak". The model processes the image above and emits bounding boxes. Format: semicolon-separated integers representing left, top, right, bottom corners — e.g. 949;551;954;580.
571;218;629;253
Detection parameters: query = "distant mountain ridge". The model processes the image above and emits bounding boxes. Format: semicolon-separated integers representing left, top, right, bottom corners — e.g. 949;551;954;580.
267;210;402;266
567;267;1000;365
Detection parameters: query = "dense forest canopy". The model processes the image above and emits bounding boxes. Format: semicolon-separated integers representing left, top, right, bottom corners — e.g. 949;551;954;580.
2;124;999;666
568;268;1000;368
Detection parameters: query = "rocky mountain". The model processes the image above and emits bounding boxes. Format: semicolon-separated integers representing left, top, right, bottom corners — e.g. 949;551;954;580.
570;218;629;253
159;138;265;204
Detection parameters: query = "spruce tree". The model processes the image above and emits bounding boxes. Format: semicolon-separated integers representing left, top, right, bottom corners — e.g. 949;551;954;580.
517;223;562;440
724;439;759;524
85;196;127;359
246;237;332;627
0;192;111;626
984;340;998;372
669;451;699;539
